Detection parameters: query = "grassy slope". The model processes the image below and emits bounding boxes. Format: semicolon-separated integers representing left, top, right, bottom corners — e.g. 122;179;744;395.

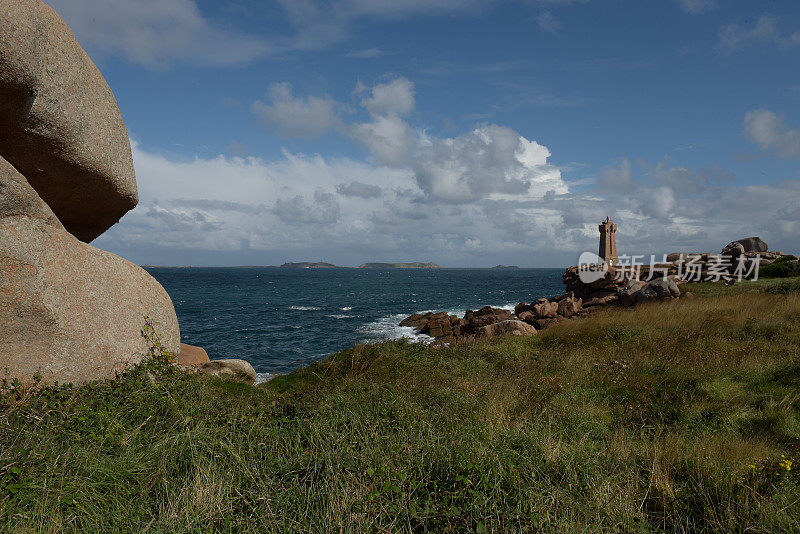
2;280;800;532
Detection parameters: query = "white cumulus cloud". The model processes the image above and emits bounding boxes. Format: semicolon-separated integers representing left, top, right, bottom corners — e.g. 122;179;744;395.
47;0;271;68
252;83;341;138
743;109;800;159
678;0;716;14
359;77;416;117
412;125;566;203
717;14;800;53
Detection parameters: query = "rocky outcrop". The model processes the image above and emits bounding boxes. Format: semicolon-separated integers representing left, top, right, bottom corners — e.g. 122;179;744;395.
533;300;559;318
0;156;179;384
399;295;591;344
557;297;582;318
563;267;626;302
0;2;181;385
617;277;680;306
462;307;512;333
399;306;525;344
721;242;745;261
200;359;257;385
735;237;768;253
0;0;137;242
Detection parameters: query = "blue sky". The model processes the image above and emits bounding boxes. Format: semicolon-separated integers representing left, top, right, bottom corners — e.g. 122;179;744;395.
47;0;800;267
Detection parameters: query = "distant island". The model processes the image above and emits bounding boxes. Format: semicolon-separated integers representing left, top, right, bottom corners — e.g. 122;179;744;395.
491;265;520;269
358;262;442;269
280;262;338;268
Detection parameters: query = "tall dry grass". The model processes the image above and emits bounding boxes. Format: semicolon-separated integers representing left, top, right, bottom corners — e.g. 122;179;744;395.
2;290;800;532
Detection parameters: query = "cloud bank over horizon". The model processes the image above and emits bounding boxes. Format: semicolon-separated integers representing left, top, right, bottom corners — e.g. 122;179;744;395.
47;0;800;266
96;75;800;266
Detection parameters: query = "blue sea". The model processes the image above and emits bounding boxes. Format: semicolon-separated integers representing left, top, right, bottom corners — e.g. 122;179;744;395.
145;267;564;380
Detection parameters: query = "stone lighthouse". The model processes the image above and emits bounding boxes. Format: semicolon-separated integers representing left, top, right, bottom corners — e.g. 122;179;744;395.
598;216;618;267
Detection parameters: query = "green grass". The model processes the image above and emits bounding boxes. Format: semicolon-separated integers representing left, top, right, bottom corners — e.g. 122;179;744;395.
685;276;800;297
3;288;800;532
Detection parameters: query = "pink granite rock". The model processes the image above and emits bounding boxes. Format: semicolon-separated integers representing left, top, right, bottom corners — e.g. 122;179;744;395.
0;0;137;242
0;156;178;385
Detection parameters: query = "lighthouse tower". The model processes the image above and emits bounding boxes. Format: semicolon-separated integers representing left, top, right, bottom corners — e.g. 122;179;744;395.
598;216;618;268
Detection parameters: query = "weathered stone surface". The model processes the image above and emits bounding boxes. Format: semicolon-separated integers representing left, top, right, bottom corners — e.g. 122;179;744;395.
563;267;627;301
428;315;459;338
735;237;768;253
722;242;745;260
462;307;512;333
0;0;137;242
557;297;582;318
514;302;530;315
618;280;646;307
0;156;179;384
532;301;558;318
177;343;210;367
476;320;536;338
200;359;256;384
647;278;680;299
617;277;679;306
635;283;658;302
517;310;534;324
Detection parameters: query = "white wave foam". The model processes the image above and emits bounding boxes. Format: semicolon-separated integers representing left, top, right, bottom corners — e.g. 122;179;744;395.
340;306;353;311
326;314;358;319
425;303;517;320
288;305;321;311
255;372;276;385
359;313;434;345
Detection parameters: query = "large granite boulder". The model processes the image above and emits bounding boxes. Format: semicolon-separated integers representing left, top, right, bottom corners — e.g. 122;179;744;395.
0;157;179;384
0;0;137;242
735;237;768;253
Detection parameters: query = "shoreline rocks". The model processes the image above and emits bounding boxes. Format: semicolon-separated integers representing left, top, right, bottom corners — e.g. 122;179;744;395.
397;235;786;345
398;295;590;344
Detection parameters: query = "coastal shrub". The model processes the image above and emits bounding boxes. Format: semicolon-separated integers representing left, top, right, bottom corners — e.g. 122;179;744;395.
2;290;800;532
761;255;800;279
